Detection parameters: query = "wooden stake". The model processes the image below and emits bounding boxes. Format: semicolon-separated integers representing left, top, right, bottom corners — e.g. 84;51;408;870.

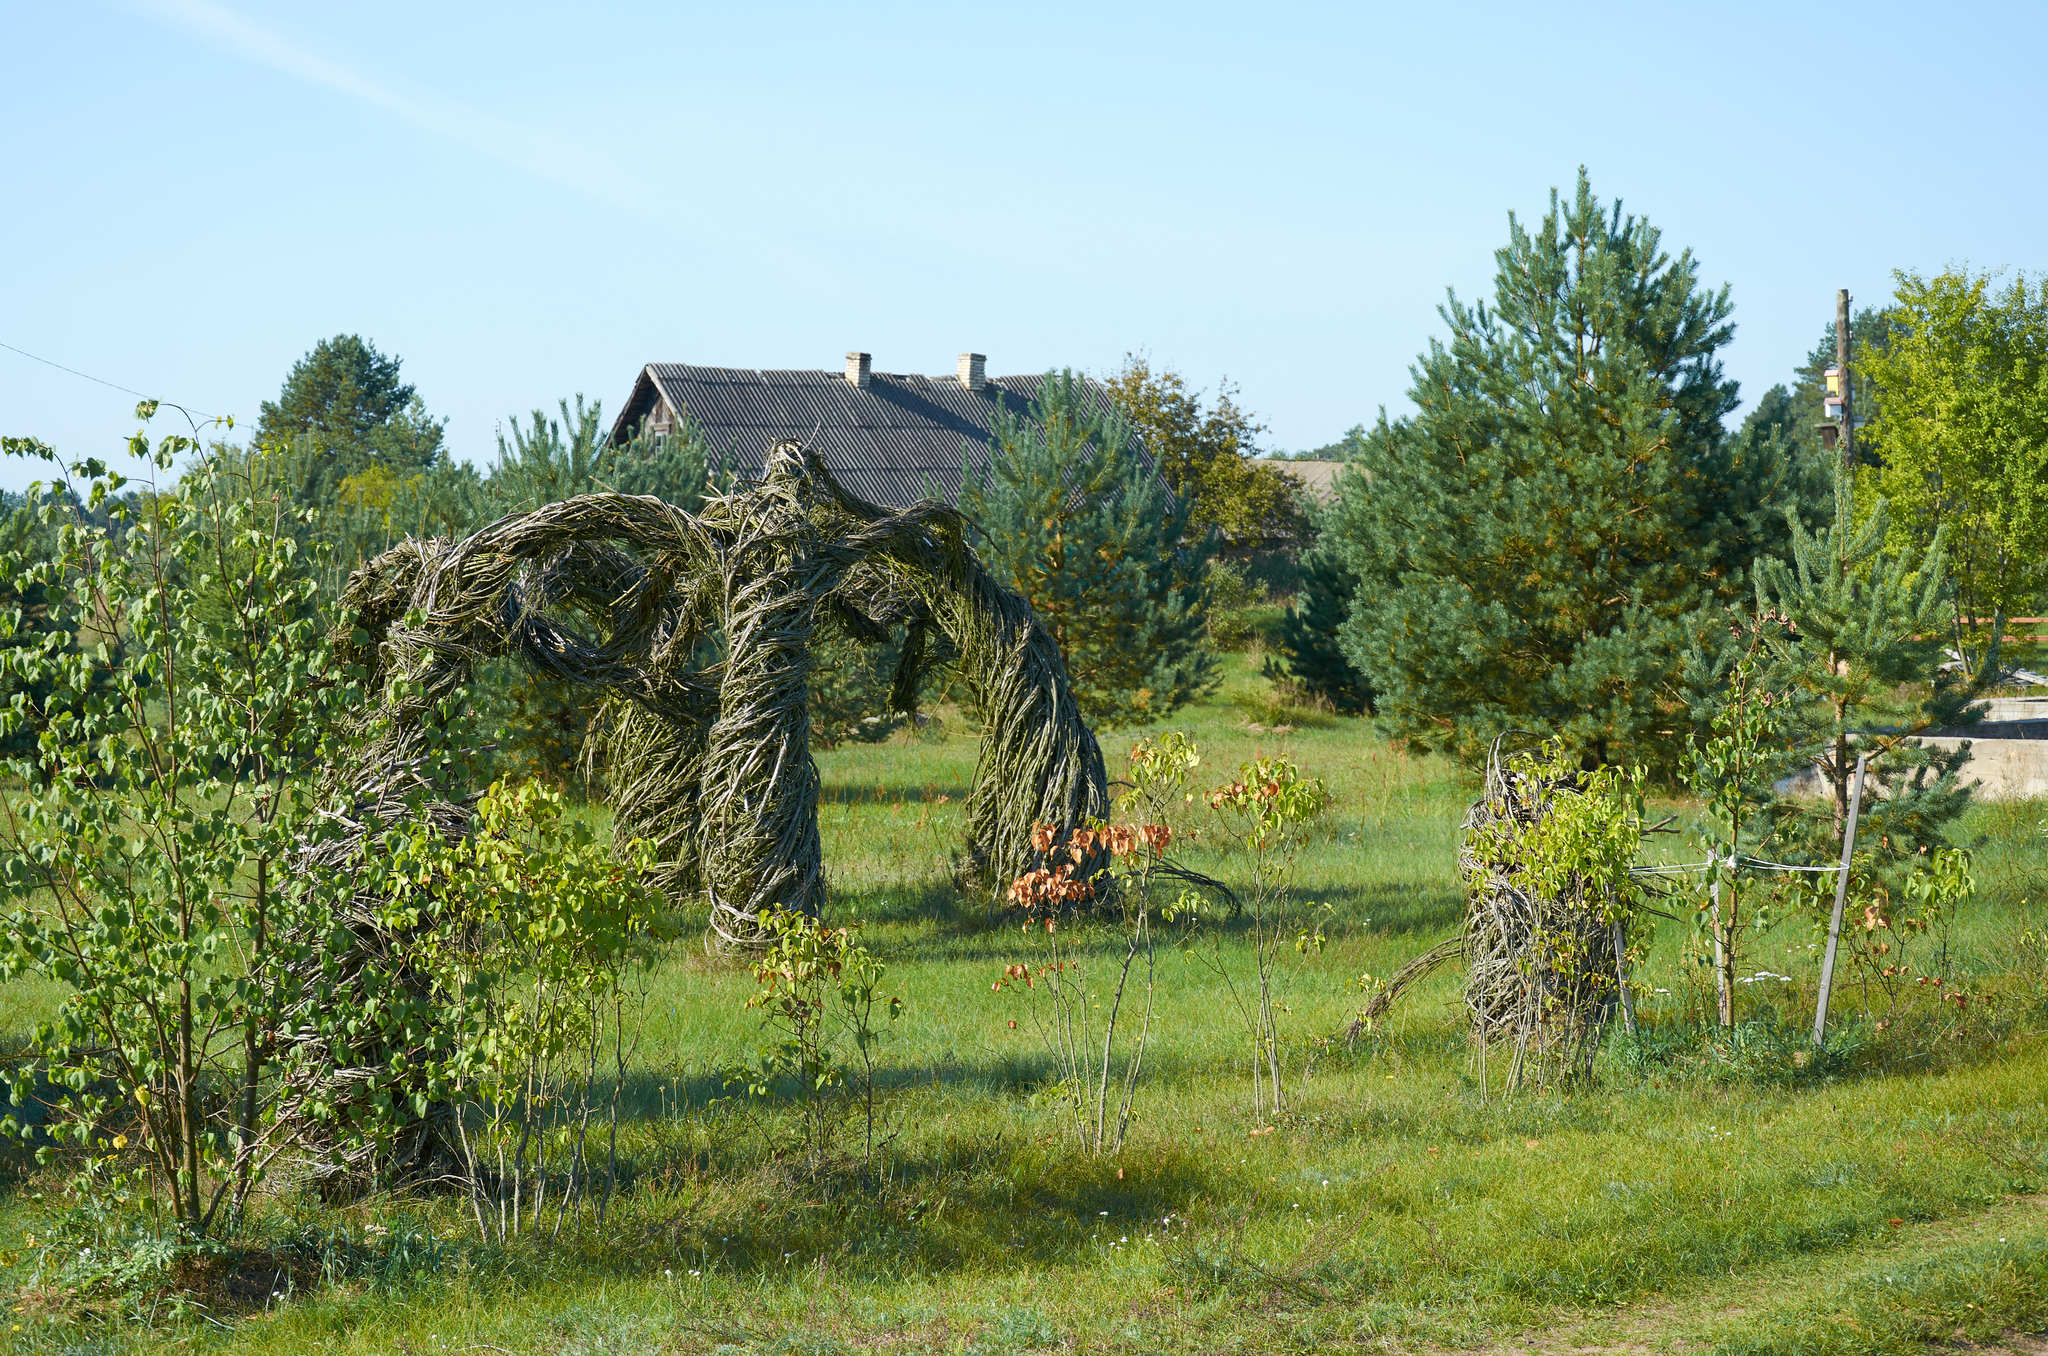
1711;877;1730;1027
1812;752;1870;1046
1612;915;1637;1036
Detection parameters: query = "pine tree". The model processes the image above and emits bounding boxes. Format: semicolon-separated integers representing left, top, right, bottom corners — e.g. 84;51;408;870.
1325;170;1807;770
1753;466;1977;871
612;414;721;512
962;370;1216;726
257;335;446;509
1276;540;1373;713
487;395;609;513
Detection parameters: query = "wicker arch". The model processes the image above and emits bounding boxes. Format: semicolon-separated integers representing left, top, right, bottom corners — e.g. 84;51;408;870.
326;440;1108;944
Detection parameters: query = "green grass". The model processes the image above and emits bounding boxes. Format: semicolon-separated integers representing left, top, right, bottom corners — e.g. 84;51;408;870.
4;655;2047;1353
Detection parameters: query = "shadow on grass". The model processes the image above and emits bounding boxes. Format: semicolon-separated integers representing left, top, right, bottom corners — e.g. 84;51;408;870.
604;1046;1068;1125
608;1130;1220;1286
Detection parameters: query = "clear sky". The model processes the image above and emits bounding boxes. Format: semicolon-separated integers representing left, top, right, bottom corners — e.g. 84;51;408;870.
2;1;2042;491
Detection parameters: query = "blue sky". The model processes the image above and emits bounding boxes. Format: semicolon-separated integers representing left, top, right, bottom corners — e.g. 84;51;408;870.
2;1;2041;491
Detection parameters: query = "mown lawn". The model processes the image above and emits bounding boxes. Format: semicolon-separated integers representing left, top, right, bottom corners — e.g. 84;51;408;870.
4;655;2046;1353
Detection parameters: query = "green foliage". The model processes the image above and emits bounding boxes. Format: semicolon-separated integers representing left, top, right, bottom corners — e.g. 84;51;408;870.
806;620;905;749
730;909;901;1171
1104;355;1308;551
320;457;487;584
372;779;667;1237
1326;169;1809;772
1862;268;2048;672
255;334;446;511
1820;842;1986;1034
1463;740;1648;1087
1685;633;1800;1027
1469;748;1645;920
1200;557;1271;651
1752;463;1974;875
0;414;363;1240
611;416;721;510
2;679;2048;1348
963;369;1217;726
1273;537;1373;713
1726;383;1835;543
486;395;609;514
0;490;65;760
487;395;721;518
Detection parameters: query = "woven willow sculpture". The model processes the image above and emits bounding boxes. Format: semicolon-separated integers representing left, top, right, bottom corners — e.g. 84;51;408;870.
327;440;1108;942
1458;736;1625;1088
1353;737;1641;1093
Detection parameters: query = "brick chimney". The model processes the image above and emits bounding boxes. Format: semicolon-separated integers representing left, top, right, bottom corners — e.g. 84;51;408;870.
846;351;872;387
957;352;986;391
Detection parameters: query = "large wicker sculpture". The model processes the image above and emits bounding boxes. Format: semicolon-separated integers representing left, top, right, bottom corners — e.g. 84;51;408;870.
292;443;1108;1188
324;439;1108;942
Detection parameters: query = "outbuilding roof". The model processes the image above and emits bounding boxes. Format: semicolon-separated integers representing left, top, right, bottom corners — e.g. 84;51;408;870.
610;363;1108;508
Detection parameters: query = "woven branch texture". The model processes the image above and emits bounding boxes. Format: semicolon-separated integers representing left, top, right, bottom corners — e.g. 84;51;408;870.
1459;736;1623;1089
325;440;1106;941
292;443;1109;1186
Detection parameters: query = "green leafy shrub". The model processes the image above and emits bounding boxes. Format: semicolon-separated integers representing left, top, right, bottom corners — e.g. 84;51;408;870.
729;909;902;1172
370;778;669;1239
1203;558;1273;652
0;415;365;1241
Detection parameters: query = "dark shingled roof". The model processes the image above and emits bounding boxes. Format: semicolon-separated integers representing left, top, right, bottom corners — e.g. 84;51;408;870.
609;365;1131;508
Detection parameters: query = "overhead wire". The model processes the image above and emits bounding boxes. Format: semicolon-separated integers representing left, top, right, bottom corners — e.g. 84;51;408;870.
0;337;229;432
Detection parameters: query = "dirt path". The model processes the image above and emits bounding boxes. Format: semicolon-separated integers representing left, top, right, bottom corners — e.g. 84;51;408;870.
1430;1193;2048;1354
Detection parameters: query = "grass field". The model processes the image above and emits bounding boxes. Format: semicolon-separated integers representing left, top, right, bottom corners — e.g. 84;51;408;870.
4;654;2047;1354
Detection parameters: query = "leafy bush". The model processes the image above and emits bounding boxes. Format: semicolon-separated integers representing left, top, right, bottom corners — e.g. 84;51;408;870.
0;416;365;1241
1203;558;1273;652
370;778;669;1239
728;909;902;1172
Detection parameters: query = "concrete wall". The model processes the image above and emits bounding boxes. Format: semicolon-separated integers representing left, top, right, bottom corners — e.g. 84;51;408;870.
1915;735;2048;799
1777;723;2048;801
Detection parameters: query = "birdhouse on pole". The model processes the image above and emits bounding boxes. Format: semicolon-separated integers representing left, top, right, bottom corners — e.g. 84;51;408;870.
1819;362;1846;451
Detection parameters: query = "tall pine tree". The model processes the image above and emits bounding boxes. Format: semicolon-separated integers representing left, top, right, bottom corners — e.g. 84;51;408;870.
257;334;445;510
1326;171;1805;769
962;370;1215;726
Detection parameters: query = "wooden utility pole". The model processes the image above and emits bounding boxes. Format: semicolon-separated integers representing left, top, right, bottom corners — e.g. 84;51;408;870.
1835;288;1855;468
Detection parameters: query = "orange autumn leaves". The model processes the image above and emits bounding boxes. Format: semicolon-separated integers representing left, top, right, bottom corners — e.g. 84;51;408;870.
1006;821;1172;919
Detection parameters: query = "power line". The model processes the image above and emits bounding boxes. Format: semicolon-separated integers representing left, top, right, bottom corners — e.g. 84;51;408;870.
0;337;226;421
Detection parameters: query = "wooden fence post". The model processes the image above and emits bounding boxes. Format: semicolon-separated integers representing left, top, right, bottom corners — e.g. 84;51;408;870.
1811;752;1870;1047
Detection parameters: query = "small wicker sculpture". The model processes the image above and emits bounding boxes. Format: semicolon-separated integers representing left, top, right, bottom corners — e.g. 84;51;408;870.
1459;736;1626;1089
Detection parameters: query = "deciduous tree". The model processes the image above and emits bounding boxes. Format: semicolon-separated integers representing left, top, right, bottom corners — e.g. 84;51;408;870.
1105;356;1307;552
1861;268;2048;675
